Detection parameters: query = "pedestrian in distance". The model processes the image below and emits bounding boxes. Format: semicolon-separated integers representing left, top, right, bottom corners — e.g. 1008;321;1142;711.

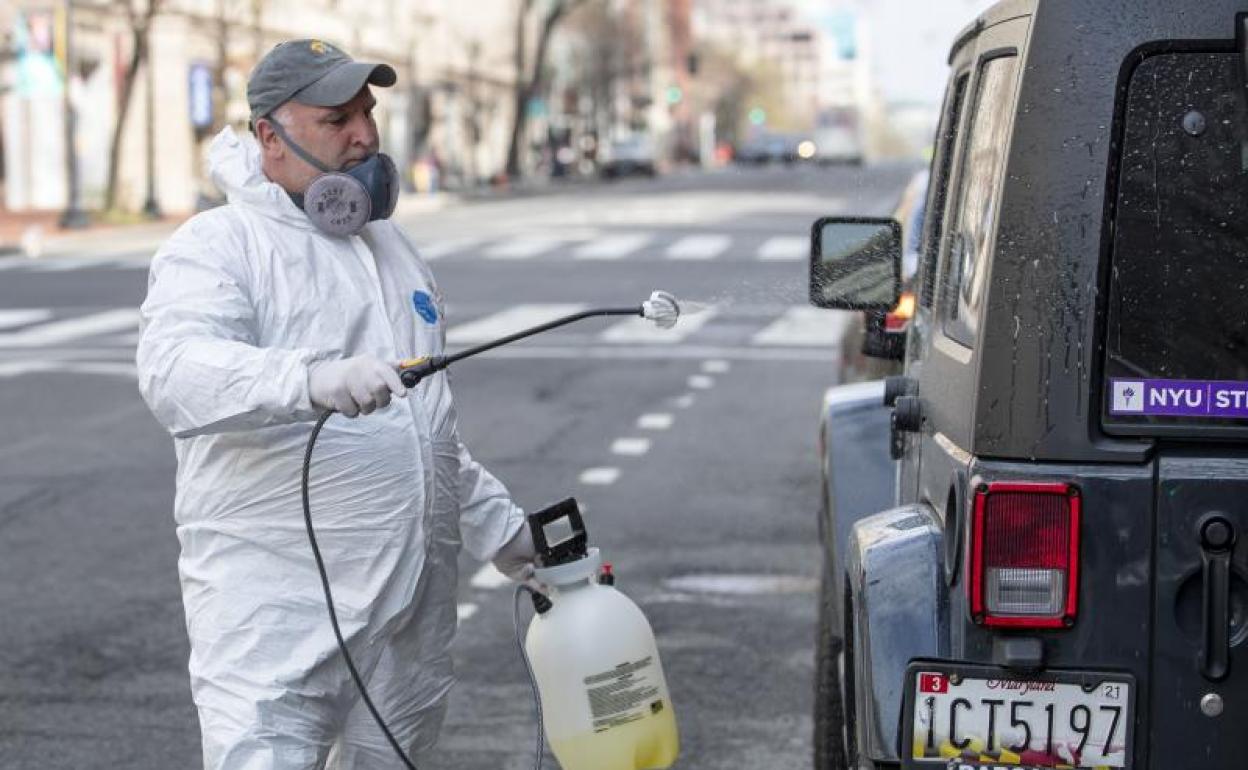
135;38;539;769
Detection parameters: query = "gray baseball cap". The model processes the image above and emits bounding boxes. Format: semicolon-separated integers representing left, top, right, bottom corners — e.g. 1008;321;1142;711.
247;39;396;123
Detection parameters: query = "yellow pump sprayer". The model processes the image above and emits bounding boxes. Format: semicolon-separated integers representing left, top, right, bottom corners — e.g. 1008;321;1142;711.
523;499;680;770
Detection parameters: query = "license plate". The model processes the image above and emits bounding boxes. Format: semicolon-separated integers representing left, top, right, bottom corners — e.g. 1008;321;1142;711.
901;660;1134;770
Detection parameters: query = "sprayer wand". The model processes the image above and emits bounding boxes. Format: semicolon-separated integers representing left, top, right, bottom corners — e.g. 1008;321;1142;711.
397;291;681;388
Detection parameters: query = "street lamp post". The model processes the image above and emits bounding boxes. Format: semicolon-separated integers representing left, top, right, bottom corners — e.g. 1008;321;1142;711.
59;0;89;229
141;31;162;220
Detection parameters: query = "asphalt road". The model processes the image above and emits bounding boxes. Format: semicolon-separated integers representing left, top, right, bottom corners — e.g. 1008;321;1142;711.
0;162;913;769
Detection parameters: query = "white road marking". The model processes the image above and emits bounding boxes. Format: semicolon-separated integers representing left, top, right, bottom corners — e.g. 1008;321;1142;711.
637;413;673;430
457;603;479;622
470;563;512;590
447;304;586;345
573;233;651;260
0;309;138;348
0;360;137;379
702;359;731;374
663;232;728;259
757;236;808;261
482;237;562;260
672;394;697;408
688;374;715;390
579;467;621;485
600;308;717;344
0;309;53;330
419;238;482;260
611;438;651;456
751;307;850;346
665;234;731;260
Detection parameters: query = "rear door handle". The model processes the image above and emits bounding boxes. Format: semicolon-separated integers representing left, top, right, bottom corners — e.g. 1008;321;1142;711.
1199;516;1235;682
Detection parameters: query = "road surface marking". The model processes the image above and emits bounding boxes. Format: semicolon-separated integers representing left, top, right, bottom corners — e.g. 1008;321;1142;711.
0;309;138;348
637;413;673;430
0;360;136;379
751;307;849;346
600;307;717;343
611;438;651;456
579;467;621;485
665;234;730;260
672;394;696;408
573;233;651;260
0;309;53;330
457;603;479;622
482;237;562;259
702;359;731;374
419;238;482;260
757;236;808;261
688;374;714;389
470;563;512;590
447;304;586;345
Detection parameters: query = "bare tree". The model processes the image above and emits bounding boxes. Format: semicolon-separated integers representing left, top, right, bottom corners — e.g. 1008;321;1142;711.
105;0;162;212
503;0;589;180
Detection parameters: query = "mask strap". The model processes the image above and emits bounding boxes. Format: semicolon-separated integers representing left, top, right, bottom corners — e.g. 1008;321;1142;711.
264;115;333;174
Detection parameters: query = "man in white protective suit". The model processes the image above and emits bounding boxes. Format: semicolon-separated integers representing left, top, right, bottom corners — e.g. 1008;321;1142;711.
136;39;538;769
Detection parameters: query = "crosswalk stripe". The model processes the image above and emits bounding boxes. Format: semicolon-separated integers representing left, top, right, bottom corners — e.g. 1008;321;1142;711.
599;308;717;343
447;303;586;345
750;307;850;346
573;233;651;260
419;237;482;260
757;236;808;261
482;237;562;260
0;308;138;348
0;309;54;330
665;234;730;260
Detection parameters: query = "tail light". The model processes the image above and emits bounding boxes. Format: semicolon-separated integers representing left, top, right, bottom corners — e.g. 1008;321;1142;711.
884;291;916;332
968;481;1080;628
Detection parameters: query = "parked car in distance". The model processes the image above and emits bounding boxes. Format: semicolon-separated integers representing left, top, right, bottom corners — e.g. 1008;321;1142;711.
600;136;657;178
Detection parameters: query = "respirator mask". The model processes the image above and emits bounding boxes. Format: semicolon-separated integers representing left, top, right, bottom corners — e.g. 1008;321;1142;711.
267;118;399;237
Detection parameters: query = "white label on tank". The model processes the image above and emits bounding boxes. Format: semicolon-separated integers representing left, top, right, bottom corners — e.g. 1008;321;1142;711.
584;656;665;732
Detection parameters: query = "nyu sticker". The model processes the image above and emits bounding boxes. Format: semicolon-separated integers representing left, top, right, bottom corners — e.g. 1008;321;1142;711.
412;290;438;324
1109;378;1248;419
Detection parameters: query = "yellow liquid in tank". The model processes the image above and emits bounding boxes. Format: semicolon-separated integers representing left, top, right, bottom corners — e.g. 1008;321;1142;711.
549;707;679;770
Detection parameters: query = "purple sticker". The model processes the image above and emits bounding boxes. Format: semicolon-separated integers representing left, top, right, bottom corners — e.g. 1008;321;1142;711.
1109;378;1248;418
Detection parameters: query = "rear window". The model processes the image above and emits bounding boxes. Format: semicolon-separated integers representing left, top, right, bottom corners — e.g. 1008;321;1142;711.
1103;51;1248;433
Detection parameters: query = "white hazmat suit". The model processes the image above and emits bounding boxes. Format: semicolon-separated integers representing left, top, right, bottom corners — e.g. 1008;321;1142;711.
136;127;525;769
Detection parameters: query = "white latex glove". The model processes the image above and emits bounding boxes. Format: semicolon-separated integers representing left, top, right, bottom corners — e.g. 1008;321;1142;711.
493;523;541;588
308;355;407;417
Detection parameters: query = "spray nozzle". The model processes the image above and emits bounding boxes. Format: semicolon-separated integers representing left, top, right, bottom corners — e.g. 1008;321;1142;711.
642;290;680;329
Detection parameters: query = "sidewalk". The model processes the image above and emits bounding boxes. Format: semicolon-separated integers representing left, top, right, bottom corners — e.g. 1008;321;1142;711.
0;192;460;261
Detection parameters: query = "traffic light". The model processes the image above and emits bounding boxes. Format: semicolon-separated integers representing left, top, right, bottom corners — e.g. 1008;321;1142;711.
665;85;683;105
748;107;766;126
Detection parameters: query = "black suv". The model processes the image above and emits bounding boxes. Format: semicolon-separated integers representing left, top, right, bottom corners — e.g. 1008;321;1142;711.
808;2;1248;769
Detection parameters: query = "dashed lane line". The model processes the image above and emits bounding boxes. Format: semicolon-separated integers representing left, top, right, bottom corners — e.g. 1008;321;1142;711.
610;438;651;457
637;413;674;430
579;467;621;486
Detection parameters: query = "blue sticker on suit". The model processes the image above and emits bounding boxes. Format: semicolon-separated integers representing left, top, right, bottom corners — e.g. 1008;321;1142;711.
412;290;438;324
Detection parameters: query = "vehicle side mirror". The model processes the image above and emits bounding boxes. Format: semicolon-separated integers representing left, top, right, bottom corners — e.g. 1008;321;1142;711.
808;216;901;311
